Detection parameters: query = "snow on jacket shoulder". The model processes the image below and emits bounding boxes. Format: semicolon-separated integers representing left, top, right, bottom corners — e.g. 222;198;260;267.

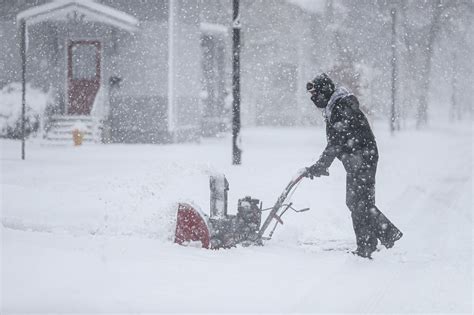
325;87;355;123
314;87;378;171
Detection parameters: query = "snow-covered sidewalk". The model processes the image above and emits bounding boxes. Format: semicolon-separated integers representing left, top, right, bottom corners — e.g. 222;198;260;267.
1;122;472;313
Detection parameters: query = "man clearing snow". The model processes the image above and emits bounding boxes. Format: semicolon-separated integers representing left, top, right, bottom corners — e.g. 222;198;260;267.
305;73;403;259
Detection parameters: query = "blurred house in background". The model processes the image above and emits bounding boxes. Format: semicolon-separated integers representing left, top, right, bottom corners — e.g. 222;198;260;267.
0;0;321;143
241;0;321;126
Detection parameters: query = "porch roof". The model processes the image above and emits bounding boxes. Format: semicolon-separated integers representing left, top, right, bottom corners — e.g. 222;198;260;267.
17;0;139;32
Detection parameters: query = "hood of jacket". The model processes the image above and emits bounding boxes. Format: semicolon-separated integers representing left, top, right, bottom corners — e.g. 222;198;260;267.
324;87;354;122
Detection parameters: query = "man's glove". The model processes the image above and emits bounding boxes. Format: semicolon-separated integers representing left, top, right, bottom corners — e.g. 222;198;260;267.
305;164;329;180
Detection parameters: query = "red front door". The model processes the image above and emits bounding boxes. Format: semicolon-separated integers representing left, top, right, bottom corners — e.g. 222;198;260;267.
67;41;101;115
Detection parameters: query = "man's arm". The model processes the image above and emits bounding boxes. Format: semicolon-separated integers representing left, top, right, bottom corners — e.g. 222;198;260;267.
306;99;353;177
306;135;341;178
314;142;340;170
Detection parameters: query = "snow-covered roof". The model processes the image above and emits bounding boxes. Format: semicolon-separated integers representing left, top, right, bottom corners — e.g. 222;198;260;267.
288;0;327;14
200;22;228;36
17;0;139;32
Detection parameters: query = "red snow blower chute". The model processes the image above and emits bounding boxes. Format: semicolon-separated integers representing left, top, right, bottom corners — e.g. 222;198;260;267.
174;169;311;249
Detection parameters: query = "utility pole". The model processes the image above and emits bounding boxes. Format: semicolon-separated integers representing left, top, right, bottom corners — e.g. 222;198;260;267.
390;8;398;134
167;0;178;142
232;0;242;165
20;18;26;160
450;51;458;121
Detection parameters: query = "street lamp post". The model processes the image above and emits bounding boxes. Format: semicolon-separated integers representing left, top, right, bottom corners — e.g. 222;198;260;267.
232;0;242;165
390;8;398;134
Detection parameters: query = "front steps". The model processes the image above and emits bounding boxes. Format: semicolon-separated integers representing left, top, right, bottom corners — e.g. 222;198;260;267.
44;115;101;144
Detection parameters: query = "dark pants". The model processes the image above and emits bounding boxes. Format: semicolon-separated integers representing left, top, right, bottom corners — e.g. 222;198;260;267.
345;159;398;251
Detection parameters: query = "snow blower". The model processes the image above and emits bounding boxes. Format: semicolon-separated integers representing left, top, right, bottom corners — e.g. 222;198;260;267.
174;169;312;249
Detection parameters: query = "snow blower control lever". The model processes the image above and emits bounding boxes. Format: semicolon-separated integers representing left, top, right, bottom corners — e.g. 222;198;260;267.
174;169;312;249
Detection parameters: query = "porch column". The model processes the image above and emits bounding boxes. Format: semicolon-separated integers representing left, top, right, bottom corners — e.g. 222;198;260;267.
19;18;26;160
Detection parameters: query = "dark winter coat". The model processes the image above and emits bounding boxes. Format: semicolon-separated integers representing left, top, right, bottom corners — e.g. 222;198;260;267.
316;87;378;174
310;87;402;255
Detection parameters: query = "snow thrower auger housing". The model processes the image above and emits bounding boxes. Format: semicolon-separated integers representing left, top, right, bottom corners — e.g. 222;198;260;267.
174;170;310;249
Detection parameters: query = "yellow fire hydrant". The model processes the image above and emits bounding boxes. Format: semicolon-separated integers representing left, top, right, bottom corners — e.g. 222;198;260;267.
72;129;83;146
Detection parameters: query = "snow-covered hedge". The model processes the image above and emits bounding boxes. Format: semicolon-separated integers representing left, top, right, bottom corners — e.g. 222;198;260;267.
0;83;50;139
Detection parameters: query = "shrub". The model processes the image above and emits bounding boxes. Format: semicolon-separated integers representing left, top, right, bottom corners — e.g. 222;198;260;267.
0;83;50;139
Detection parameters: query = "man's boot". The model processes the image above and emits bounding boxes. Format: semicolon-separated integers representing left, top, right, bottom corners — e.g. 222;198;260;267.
380;228;403;249
352;212;378;259
369;207;403;249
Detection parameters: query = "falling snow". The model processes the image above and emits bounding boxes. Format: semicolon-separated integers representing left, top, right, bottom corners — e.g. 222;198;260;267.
1;0;472;313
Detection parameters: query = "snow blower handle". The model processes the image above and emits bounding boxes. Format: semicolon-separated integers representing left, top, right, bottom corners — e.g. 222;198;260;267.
304;165;329;179
258;169;308;239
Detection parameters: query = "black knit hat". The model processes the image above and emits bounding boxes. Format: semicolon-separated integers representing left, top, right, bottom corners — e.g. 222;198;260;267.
306;73;335;98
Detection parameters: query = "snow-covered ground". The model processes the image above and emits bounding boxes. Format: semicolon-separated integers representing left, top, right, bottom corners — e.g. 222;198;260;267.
1;122;472;313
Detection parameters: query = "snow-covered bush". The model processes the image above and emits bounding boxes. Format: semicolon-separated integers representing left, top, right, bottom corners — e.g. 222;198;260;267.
0;83;50;139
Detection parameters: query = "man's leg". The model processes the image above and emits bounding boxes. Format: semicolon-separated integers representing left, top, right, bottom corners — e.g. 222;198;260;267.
346;172;378;257
361;162;403;249
370;206;403;248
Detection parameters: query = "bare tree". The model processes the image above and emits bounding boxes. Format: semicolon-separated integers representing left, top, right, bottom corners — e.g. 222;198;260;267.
398;0;472;127
416;0;443;127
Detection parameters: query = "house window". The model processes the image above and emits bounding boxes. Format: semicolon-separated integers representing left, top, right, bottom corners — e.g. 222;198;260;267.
72;44;97;80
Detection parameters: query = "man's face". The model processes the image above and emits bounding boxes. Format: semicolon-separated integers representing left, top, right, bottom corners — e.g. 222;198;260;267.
307;82;324;107
313;93;328;109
